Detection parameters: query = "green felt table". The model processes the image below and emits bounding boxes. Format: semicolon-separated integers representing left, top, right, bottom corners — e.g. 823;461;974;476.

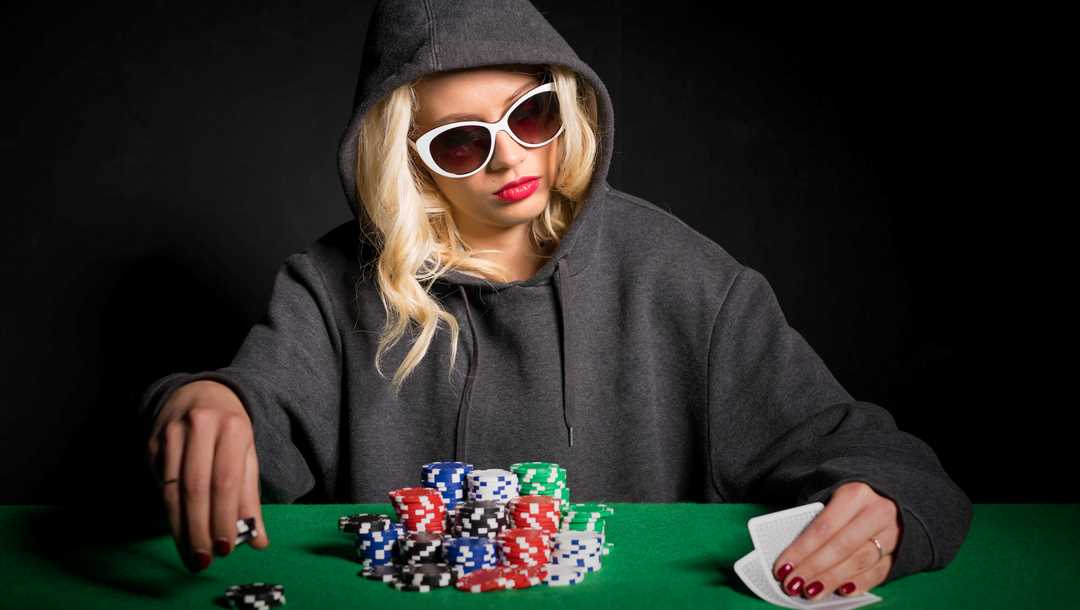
0;503;1073;609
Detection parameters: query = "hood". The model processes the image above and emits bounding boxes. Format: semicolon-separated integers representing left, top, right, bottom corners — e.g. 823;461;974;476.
335;0;616;454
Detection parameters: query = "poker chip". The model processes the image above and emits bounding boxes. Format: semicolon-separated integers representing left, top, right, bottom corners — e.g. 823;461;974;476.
466;469;519;503
421;461;473;513
234;517;259;547
544;565;587;586
389;487;448;534
497;527;552;567
499;565;547;589
510;462;571;514
224;583;285;608
443;536;498;573
355;521;403;566
400;531;444;565
454;566;508;593
398;562;454;588
360;564;400;582
508;495;562;533
339;513;393;535
451;500;508;539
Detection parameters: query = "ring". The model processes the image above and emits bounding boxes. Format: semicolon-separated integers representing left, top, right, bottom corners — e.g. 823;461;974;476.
870;537;885;561
160;478;179;486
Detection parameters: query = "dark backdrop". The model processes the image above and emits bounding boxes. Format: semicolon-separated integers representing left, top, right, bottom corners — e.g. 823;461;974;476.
1;2;1063;510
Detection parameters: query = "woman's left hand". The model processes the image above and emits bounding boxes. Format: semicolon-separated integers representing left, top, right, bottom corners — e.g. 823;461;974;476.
772;481;903;599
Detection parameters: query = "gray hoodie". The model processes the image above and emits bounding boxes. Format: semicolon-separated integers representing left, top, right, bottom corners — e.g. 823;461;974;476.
138;0;972;586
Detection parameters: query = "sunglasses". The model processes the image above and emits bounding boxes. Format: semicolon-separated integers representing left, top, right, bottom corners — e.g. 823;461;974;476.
408;82;564;179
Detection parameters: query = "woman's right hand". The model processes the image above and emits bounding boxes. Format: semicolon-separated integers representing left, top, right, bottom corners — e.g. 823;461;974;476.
146;379;270;572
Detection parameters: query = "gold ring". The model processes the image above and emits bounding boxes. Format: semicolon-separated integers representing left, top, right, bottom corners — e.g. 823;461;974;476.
160;478;179;486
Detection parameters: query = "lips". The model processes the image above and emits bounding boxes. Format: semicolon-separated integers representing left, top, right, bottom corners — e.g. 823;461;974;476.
495;175;540;194
495;177;540;202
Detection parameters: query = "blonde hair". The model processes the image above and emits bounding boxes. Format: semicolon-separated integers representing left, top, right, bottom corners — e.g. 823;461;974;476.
352;63;601;397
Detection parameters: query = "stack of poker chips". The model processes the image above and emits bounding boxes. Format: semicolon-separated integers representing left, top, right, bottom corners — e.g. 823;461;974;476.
507;494;561;534
561;503;615;557
234;517;259;546
355;518;403;568
497;527;552;567
345;459;616;593
420;461;472;510
224;583;285;609
389;487;448;533
399;532;444;565
550;530;603;574
421;461;473;532
465;468;519;503
451;500;508;539
510;462;570;512
390;563;455;592
561;502;615;534
442;536;499;576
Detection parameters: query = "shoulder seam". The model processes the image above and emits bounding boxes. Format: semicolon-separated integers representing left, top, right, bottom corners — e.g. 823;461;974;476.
607;188;725;256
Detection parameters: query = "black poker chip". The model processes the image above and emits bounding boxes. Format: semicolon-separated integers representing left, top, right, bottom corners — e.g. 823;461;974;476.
360;564;400;582
234;517;258;547
339;513;393;534
224;583;285;608
397;563;454;588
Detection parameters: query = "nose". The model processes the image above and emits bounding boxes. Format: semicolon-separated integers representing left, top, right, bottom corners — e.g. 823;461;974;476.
487;129;526;171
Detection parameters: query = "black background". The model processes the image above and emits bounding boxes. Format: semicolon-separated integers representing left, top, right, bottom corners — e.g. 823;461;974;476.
1;1;1066;514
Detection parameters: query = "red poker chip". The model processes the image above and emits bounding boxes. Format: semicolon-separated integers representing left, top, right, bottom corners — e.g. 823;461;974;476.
498;565;547;589
454;567;507;593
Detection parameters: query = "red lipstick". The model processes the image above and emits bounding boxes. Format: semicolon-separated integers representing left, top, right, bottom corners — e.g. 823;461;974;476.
494;176;540;202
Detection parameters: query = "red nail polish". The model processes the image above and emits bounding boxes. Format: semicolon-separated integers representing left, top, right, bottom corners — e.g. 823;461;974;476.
804;581;823;597
213;539;231;557
191;550;212;572
838;582;856;596
776;562;793;580
786;576;804;596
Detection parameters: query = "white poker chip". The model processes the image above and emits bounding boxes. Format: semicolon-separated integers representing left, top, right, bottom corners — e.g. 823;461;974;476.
543;564;586;586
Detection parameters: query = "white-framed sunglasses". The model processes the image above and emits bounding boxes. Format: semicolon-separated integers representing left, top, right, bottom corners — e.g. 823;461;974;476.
408;81;565;179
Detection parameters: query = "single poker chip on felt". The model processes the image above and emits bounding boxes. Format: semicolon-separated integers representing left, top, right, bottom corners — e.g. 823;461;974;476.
224;583;285;607
454;566;508;593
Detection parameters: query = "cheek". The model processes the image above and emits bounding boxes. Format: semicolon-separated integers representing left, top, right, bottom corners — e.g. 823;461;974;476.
545;140;560;176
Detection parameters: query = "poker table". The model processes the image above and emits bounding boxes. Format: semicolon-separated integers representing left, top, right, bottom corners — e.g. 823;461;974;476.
0;503;1072;609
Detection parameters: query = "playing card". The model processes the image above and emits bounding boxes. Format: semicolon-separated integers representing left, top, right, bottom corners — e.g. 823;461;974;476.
736;503;883;608
748;502;826;583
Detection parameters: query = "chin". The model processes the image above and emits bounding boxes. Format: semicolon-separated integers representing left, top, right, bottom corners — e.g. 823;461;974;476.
497;189;549;218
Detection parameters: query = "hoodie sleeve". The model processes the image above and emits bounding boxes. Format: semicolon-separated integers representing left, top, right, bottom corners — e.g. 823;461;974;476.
705;265;972;586
137;251;343;503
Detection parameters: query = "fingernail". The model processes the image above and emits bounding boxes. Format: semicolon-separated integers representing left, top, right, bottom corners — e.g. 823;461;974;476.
775;562;793;580
786;576;804;596
213;538;231;557
838;582;856;596
804;581;824;598
191;550;212;572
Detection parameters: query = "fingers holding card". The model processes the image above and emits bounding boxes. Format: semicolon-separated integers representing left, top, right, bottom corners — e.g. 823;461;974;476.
734;503;883;608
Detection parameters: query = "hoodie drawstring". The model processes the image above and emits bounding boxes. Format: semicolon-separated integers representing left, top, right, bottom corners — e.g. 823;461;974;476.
451;259;576;461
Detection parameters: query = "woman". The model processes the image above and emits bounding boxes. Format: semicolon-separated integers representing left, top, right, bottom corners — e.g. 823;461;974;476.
140;0;972;601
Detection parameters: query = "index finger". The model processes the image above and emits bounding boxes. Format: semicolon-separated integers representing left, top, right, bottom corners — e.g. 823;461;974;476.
239;443;270;549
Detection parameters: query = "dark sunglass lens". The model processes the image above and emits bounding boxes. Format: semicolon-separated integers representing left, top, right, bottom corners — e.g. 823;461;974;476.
429;125;491;174
508;91;561;144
